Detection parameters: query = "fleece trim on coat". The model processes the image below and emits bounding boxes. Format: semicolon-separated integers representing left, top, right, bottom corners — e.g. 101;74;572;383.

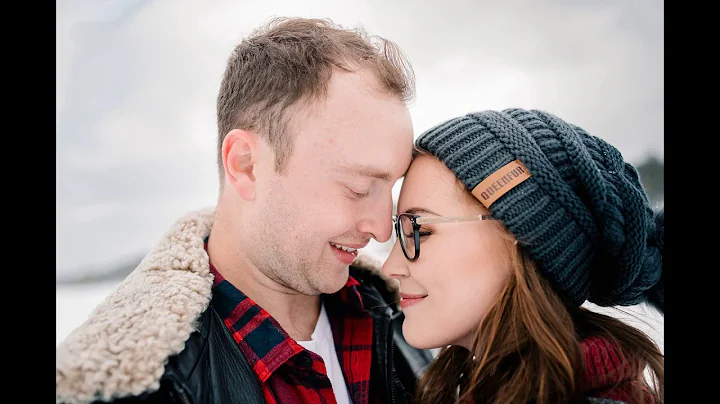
56;208;393;404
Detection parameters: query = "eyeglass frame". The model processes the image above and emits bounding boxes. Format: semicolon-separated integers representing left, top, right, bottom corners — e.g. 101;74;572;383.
392;212;499;261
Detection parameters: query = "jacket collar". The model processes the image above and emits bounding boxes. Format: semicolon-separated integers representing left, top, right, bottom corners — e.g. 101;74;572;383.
56;207;392;404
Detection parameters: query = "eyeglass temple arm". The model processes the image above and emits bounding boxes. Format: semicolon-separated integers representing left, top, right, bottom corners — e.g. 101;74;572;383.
415;214;494;225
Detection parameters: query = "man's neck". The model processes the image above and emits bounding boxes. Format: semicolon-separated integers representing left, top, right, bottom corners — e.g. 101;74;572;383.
207;214;321;341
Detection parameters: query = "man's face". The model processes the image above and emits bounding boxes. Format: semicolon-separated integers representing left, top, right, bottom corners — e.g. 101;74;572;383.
246;68;414;295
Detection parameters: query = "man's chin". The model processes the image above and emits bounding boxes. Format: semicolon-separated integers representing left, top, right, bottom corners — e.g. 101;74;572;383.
316;265;350;294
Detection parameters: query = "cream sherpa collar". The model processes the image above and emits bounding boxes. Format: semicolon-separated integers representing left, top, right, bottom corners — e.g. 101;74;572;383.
56;208;388;404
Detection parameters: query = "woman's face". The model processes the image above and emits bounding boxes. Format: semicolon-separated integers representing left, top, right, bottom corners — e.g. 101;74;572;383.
382;155;514;350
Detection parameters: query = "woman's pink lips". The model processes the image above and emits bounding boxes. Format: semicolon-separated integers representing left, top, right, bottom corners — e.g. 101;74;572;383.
400;293;427;299
399;293;427;309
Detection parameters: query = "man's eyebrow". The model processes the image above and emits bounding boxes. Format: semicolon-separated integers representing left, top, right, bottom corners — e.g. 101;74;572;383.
339;165;393;182
404;207;440;216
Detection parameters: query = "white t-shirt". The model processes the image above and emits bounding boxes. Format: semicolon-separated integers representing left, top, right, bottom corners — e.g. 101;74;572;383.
297;303;353;404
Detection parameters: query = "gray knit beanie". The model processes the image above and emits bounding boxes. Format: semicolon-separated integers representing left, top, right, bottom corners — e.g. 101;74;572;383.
415;108;664;313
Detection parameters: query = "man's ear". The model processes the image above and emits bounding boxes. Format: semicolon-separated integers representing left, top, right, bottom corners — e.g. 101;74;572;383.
222;129;258;201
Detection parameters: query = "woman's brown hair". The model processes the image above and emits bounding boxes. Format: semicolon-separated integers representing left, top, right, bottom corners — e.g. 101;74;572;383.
411;157;664;403
414;241;663;404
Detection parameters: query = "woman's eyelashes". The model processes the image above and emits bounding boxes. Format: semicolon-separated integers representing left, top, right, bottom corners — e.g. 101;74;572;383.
418;228;433;238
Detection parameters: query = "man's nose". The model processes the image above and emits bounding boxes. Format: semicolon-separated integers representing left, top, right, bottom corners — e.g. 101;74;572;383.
356;194;393;242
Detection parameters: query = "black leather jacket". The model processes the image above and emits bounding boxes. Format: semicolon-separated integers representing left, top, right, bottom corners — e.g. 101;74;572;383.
105;266;433;404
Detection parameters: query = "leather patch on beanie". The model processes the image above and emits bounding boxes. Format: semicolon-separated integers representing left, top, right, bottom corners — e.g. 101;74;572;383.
471;159;531;207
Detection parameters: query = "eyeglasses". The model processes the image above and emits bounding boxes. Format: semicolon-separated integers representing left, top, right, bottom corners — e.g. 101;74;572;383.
392;213;499;261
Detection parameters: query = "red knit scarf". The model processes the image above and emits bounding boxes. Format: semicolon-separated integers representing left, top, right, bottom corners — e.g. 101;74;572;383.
579;335;656;404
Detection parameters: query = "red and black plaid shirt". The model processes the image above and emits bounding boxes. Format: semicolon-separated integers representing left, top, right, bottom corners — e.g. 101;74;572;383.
208;255;375;404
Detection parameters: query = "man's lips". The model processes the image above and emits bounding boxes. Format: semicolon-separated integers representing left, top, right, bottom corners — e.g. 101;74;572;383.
330;242;367;264
330;241;369;250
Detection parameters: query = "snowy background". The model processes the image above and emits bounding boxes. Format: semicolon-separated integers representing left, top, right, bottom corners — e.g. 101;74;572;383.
57;0;663;351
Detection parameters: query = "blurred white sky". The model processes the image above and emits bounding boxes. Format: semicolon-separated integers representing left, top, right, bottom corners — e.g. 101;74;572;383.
56;0;663;279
